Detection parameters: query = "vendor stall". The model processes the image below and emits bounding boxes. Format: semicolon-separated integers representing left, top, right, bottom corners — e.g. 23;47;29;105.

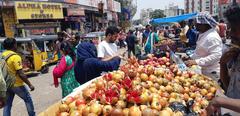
39;54;227;116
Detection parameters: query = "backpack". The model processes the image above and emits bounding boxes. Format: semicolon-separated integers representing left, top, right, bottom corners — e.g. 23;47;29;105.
0;53;17;89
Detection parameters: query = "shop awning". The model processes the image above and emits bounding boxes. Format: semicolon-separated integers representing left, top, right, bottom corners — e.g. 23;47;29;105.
150;13;198;24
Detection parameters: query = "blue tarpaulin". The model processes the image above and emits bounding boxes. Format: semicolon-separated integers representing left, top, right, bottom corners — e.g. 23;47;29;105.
150;13;198;24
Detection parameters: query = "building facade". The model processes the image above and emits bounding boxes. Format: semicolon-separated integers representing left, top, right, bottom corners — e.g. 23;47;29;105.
164;3;184;17
0;0;121;38
185;0;219;18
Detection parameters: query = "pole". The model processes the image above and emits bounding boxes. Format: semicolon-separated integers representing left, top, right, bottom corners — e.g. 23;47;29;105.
0;0;4;37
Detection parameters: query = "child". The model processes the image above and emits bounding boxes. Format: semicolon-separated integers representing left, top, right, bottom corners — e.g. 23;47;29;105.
53;42;80;98
135;39;142;59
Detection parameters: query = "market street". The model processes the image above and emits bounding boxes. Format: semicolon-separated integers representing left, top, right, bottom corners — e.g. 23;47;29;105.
0;66;62;115
0;48;127;115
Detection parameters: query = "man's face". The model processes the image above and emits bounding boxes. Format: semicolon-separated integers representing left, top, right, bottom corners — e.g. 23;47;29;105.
146;26;151;31
196;23;208;33
230;23;240;46
109;33;119;43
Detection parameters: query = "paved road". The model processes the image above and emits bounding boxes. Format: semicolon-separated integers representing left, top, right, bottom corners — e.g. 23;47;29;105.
0;66;62;116
0;48;128;116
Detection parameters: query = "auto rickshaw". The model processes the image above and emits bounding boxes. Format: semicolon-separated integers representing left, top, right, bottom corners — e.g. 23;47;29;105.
0;37;49;76
30;35;59;65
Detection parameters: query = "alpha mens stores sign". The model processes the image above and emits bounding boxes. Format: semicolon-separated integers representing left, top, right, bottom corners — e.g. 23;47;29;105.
15;1;64;20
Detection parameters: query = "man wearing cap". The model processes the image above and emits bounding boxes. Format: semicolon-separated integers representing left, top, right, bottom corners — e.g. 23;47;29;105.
185;12;223;80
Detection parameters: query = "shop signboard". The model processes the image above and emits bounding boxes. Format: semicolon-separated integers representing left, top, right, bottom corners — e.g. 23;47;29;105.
67;7;85;16
15;1;64;20
2;8;16;38
65;0;77;4
77;0;107;10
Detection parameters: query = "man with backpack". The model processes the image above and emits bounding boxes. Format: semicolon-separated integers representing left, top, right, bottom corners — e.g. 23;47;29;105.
2;38;35;116
0;50;17;108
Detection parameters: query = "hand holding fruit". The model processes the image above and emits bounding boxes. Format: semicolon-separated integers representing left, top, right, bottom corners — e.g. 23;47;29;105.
206;97;221;116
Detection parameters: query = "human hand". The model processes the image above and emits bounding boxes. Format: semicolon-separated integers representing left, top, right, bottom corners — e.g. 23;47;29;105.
29;85;35;91
206;97;221;116
0;98;5;108
54;84;59;88
220;48;239;65
185;60;197;67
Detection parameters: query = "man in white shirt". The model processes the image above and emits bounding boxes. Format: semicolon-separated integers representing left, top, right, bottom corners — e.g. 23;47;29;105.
98;26;120;61
185;12;222;80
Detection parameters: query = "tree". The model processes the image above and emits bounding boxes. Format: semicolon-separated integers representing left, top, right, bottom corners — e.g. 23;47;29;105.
115;0;137;29
115;0;137;20
149;9;165;19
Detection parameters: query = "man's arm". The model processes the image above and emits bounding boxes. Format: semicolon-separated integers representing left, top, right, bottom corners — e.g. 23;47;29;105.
13;55;34;91
208;97;240;114
17;70;34;91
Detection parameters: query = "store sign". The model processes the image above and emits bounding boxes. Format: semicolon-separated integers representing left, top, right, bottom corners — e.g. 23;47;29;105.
77;0;107;10
67;7;85;16
15;1;63;20
2;8;16;38
65;0;77;4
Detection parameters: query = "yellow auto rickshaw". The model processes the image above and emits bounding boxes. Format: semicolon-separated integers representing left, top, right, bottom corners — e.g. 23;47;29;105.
30;35;59;65
0;37;49;76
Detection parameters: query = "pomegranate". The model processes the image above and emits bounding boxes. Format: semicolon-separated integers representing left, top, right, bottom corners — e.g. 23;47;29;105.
70;110;81;116
59;112;70;116
110;108;124;116
65;96;74;105
142;108;154;116
75;99;86;106
103;105;113;116
90;102;102;115
129;106;142;116
59;104;70;112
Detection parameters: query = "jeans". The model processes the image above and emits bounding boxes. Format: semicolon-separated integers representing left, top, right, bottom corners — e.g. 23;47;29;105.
3;86;35;116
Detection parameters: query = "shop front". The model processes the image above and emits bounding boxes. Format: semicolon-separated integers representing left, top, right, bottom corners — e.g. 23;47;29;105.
62;6;85;33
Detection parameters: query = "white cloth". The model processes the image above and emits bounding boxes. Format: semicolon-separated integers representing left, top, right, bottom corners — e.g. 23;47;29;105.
97;40;117;58
183;25;189;35
191;28;223;76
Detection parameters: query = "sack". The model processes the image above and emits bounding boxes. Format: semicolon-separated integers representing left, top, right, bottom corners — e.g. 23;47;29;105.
0;53;17;92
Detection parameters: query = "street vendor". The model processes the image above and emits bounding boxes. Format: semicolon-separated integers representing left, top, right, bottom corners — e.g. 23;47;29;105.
185;12;223;80
207;4;240;115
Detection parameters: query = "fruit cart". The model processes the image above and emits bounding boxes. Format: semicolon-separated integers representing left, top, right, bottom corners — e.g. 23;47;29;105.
38;54;231;116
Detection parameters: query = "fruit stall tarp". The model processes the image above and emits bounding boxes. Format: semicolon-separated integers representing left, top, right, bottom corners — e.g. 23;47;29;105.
150;13;197;24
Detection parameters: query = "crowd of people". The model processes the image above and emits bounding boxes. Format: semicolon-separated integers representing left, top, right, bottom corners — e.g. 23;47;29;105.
0;4;240;116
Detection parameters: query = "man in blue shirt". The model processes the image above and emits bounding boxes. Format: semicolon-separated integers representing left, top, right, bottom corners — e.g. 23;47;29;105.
142;25;151;46
186;20;198;48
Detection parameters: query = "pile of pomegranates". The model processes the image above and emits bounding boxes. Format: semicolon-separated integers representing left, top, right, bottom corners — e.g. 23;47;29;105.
56;55;218;116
